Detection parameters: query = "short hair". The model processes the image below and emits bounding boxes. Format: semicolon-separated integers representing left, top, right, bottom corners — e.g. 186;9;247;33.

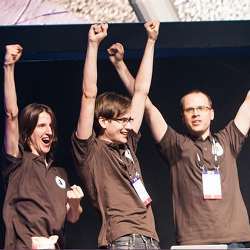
19;103;57;153
94;92;131;135
180;89;213;112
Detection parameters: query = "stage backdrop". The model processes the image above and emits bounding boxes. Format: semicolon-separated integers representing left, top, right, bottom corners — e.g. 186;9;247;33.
1;22;250;249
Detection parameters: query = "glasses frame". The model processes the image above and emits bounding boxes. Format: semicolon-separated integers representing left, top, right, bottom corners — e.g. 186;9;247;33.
183;105;212;115
110;117;134;126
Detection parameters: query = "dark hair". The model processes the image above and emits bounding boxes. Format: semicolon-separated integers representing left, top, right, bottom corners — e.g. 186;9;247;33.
180;89;213;112
94;92;131;135
19;103;57;153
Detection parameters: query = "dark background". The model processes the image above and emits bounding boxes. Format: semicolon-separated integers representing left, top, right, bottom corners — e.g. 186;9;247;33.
1;21;250;249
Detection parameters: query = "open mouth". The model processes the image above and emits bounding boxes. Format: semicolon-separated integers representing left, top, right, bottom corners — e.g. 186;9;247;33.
42;138;51;145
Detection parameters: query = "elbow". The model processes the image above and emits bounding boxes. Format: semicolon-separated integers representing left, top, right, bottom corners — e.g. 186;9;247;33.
82;88;97;99
134;89;148;100
5;108;18;120
67;206;83;223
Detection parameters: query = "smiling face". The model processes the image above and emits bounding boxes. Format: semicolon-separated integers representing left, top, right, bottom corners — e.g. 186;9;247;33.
98;111;133;144
181;92;214;139
94;92;132;143
28;111;54;156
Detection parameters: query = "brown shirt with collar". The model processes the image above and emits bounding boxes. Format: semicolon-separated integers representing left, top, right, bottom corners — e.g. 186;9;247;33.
2;145;68;250
158;120;250;245
71;130;159;247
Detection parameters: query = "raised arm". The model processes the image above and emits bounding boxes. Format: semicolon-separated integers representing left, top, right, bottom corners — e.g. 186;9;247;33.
3;44;23;157
108;29;167;142
234;90;250;136
128;21;159;133
76;23;108;140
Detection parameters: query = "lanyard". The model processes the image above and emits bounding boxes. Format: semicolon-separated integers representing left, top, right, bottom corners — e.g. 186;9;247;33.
197;137;220;171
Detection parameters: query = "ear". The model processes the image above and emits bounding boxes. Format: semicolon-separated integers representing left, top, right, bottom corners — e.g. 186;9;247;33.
98;117;108;129
210;108;215;121
181;111;185;124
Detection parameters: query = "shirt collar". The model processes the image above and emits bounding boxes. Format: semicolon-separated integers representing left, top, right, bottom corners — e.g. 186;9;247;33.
190;133;213;142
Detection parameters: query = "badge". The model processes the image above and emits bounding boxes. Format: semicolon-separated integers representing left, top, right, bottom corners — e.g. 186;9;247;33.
202;169;222;199
131;176;152;206
55;176;66;189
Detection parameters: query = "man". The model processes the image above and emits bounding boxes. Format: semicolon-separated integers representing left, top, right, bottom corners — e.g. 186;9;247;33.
2;44;84;250
108;42;250;248
71;21;160;249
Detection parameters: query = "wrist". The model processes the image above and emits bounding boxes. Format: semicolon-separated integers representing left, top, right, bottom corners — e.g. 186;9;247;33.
112;60;125;69
88;40;101;48
3;63;14;70
147;38;157;43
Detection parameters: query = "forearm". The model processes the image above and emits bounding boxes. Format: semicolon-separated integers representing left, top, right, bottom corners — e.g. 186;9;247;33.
234;90;250;136
145;100;168;142
113;60;135;96
134;38;156;96
66;203;83;223
82;42;99;98
3;64;19;119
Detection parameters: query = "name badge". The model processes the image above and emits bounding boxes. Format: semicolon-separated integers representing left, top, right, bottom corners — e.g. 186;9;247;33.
202;169;222;199
131;177;152;206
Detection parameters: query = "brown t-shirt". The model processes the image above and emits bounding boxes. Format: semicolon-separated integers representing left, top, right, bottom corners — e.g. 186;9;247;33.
2;145;68;250
71;130;159;247
158;120;250;245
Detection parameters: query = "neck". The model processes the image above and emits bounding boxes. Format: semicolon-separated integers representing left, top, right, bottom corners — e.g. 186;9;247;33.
98;134;113;143
201;130;210;140
189;129;210;140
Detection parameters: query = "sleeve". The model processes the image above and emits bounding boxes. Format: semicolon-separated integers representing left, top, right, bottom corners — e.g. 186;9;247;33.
71;131;96;168
1;144;24;181
127;129;141;153
71;132;98;207
157;126;185;166
216;120;246;157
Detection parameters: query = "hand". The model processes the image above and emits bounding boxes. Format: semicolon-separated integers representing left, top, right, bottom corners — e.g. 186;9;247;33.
4;44;23;65
88;23;108;44
144;20;160;41
67;185;84;210
107;42;124;65
31;235;58;249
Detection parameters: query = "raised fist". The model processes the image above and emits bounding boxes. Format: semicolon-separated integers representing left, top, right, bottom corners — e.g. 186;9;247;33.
144;20;160;41
4;44;23;65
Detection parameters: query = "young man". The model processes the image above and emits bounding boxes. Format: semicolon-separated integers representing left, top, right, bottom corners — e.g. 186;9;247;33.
2;44;84;250
71;21;160;249
108;42;250;248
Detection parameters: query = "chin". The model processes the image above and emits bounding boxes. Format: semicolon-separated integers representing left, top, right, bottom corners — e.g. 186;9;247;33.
191;129;207;137
117;138;127;144
42;147;51;154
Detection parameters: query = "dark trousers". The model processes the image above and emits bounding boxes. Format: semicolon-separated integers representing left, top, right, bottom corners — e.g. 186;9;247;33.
110;234;160;249
227;242;245;248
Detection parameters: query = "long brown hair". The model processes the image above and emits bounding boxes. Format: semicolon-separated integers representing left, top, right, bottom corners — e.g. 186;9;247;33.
19;103;57;153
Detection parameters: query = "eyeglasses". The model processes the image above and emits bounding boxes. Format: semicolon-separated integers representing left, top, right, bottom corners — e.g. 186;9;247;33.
183;106;211;115
111;117;134;125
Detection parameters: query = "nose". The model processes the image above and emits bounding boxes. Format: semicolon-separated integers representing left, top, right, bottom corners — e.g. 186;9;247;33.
192;108;200;116
124;120;132;129
46;125;53;135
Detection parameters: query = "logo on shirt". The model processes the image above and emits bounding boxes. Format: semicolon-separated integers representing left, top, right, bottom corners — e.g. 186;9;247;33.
214;142;224;156
124;148;134;163
55;176;66;189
